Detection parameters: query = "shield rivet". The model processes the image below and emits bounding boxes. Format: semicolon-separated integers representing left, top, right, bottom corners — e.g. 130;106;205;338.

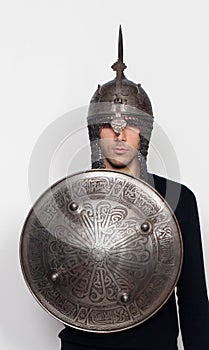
141;222;150;232
51;272;59;282
69;202;79;211
120;292;130;304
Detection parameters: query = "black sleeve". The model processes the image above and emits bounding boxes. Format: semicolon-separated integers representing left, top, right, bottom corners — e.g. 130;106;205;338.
176;186;209;349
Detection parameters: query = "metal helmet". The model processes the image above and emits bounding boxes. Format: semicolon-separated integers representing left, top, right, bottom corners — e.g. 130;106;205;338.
87;26;154;180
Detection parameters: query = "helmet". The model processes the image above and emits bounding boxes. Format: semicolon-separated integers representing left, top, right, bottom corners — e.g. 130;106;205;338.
87;26;154;180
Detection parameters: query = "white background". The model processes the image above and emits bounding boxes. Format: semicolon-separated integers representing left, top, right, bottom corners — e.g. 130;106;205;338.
0;1;208;349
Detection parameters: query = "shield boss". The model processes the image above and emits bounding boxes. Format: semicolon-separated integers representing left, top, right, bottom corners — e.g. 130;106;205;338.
20;170;182;332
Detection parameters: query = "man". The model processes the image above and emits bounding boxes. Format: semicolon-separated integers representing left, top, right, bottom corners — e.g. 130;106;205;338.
59;27;209;349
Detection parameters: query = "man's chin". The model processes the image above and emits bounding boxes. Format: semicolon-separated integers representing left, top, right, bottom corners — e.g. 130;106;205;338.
104;158;129;170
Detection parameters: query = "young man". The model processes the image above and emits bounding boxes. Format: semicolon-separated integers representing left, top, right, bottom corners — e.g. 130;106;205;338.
59;27;209;349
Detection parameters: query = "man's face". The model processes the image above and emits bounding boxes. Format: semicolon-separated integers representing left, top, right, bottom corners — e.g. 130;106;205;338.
99;125;140;172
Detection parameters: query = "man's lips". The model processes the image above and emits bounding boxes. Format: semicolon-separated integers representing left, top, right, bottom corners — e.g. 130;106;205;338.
112;147;129;155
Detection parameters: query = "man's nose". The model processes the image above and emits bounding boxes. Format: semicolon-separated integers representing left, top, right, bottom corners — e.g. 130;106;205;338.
114;129;126;141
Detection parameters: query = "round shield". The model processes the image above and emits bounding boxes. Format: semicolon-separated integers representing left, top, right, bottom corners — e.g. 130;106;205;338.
20;170;183;332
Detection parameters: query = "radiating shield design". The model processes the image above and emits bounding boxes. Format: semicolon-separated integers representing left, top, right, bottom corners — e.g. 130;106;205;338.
20;170;183;332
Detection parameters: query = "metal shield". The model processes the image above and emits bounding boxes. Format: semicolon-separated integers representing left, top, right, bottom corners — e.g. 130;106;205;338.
20;170;183;332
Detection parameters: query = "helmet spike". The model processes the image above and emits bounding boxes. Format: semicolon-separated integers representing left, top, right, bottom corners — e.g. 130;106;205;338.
111;25;127;78
118;25;123;63
111;25;127;101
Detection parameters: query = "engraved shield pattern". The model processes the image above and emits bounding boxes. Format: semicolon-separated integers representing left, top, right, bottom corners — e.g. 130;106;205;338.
20;170;183;332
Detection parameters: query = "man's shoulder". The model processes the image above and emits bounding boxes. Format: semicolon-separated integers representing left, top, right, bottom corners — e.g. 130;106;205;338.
150;173;194;194
149;173;196;212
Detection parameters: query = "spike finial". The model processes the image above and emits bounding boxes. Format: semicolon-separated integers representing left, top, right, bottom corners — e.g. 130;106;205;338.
111;25;127;76
118;25;123;63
